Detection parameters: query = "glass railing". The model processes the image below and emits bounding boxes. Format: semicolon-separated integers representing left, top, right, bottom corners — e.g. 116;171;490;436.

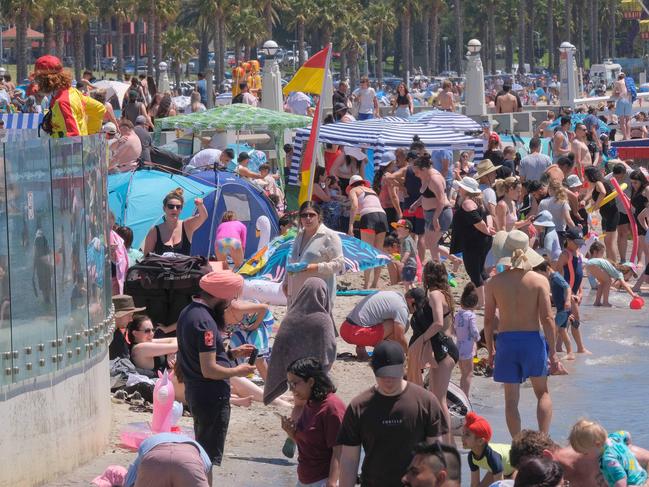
0;133;112;385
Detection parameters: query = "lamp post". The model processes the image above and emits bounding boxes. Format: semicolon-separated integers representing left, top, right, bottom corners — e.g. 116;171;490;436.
465;39;486;116
260;40;283;112
558;41;577;108
442;37;448;73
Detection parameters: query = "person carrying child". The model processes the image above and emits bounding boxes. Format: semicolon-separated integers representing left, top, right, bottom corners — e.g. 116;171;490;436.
454;282;481;397
391;218;418;291
461;411;515;487
569;419;648;487
586;241;640;307
534;260;576;360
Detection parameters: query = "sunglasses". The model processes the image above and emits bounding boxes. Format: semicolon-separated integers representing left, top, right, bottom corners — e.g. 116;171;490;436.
300;212;318;220
166;204;182;210
138;328;154;334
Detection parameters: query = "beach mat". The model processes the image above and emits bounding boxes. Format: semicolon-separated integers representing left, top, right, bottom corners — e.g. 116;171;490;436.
336;289;378;296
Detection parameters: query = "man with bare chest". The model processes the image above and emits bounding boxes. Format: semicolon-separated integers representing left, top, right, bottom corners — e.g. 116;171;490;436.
496;85;521;113
571;123;592;179
484;230;562;438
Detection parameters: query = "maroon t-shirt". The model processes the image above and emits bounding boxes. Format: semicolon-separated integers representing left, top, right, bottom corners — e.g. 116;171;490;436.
294;392;346;484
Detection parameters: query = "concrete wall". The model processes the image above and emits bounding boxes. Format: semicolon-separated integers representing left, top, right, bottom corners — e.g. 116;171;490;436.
0;351;111;487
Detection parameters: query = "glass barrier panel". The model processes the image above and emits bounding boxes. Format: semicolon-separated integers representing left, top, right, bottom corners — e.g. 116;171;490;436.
0;142;11;385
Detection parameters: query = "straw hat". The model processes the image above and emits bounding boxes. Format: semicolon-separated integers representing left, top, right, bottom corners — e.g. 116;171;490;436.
496;230;544;270
489;231;509;263
112;295;146;318
456;176;481;195
474;159;498;180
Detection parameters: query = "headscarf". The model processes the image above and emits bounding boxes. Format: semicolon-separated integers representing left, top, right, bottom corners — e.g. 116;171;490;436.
199;270;243;301
263;277;337;405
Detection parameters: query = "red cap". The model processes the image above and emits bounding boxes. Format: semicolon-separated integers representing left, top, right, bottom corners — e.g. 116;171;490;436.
465;412;492;442
34;55;63;75
489;132;500;143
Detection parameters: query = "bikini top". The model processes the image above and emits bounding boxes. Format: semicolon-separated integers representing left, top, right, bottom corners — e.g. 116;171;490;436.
396;93;409;106
154;221;192;255
421;186;436;198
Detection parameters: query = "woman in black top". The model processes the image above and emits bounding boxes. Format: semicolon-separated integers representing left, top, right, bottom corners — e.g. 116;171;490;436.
143;187;208;256
393;82;413;119
630;170;649;237
450;177;496;306
127;314;178;373
584;166;618;261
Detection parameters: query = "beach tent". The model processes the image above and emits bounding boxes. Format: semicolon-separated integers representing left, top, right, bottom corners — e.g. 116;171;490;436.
0;113;43;130
188;170;280;258
409;110;482;133
108;169;217;250
288;117;485;185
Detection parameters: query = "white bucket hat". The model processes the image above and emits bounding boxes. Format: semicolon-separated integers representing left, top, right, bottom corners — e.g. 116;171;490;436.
533;210;556;228
565;174;582;188
456;176;482;195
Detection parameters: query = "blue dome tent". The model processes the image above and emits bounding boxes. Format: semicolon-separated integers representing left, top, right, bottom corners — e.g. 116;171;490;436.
188;170;280;258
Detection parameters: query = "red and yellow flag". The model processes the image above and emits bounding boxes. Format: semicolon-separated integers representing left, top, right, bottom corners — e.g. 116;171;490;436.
282;47;329;96
290;45;332;205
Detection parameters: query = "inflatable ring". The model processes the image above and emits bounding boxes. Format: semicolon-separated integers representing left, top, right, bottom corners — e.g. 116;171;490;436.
587;183;627;213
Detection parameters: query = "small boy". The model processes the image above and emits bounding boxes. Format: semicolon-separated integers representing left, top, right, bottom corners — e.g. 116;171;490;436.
278;214;296;236
586;241;639;307
391;219;417;290
569;419;648;487
259;163;285;211
534;260;575;360
462;412;514;487
383;235;401;285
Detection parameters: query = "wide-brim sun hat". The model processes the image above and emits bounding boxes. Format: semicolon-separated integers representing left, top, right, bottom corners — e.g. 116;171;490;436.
496;229;544;270
533;210;555;227
474;159;498;179
456;176;481;195
343;146;368;161
112;295;146;318
490;231;509;263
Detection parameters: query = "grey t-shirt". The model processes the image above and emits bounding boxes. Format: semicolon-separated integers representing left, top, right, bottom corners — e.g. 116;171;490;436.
400;236;417;269
520;153;552;182
347;291;409;329
479;183;497;208
538;197;571;231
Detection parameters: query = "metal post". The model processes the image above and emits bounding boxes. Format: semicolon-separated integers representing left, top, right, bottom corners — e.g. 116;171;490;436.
0;24;4;68
442;37;448;73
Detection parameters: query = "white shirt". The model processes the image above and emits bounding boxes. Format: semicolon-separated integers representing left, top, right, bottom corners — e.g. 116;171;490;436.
287;91;311;115
189;148;222;169
353;87;377;114
242;92;258;107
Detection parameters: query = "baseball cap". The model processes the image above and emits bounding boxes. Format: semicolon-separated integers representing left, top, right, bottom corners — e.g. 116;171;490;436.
565;226;584;245
370;341;405;378
237;151;250;163
135;115;147;125
380;151;395;167
391;218;413;231
102;122;117;135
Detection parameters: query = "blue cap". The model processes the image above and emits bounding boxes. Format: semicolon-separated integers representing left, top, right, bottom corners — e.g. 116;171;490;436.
380;151;395;166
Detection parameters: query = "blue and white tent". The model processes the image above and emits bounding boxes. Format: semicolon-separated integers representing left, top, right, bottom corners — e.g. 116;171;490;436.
409;110;482;133
0;113;43;130
288;117;485;185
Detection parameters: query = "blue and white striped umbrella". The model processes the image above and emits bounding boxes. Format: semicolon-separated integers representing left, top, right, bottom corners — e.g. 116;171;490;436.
288;118;485;186
408;110;482;133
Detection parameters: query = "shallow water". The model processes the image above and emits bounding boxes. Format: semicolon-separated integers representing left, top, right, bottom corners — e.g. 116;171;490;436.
471;288;649;446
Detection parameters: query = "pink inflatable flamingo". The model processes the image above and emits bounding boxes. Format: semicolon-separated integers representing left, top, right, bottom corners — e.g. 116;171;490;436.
151;369;175;433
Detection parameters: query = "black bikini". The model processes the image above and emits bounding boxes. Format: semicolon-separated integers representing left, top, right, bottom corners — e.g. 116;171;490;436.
409;304;459;364
421;187;436;198
154;222;192;255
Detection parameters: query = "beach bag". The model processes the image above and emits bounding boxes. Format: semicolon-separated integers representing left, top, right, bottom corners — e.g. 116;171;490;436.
625;77;637;103
124;255;211;325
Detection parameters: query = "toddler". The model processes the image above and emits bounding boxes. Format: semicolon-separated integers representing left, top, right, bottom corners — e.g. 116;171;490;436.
454;282;480;397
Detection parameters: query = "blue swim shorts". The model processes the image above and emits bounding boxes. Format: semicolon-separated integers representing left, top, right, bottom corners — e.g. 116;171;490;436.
616;99;633;117
555;310;570;328
493;331;548;384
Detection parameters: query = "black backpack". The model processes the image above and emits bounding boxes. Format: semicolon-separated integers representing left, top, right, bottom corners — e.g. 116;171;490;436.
124;254;212;325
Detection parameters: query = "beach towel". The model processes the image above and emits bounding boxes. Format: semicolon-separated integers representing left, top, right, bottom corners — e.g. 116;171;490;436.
263;277;337;405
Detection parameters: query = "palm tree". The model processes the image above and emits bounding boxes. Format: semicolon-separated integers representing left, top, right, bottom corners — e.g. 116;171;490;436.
286;0;312;66
2;0;42;81
453;0;463;74
146;0;155;76
393;0;420;78
66;0;97;80
309;0;341;48
547;0;554;70
518;1;525;73
162;26;197;88
487;0;498;74
429;0;444;74
609;0;617;57
338;6;369;88
366;1;396;84
155;0;179;83
564;0;571;42
229;6;265;60
260;0;287;36
111;0;134;81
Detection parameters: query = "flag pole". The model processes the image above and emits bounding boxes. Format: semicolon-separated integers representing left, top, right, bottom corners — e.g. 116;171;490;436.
305;43;332;203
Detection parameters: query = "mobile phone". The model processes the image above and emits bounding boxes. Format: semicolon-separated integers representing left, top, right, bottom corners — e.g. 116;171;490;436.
248;348;259;365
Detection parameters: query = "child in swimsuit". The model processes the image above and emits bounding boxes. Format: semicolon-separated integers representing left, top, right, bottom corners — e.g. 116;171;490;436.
570;419;648;487
462;412;514;486
224;299;274;380
586;241;639;307
556;227;589;354
454;282;481;398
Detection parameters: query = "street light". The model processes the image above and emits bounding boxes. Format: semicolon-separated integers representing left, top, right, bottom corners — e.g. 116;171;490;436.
261;40;283;112
467;39;482;55
465;39;485;116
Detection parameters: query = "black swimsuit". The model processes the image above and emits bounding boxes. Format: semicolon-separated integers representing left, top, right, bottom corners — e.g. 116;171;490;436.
154;222;192;255
409;303;459;364
421;187;436;198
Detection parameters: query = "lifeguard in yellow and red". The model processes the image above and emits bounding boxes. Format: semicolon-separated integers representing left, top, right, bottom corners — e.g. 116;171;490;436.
32;55;105;138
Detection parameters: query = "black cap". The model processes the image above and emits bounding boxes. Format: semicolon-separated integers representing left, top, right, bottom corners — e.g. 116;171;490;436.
370;341;405;378
237;152;250;163
406;151;418;160
565;226;584;245
333;102;348;114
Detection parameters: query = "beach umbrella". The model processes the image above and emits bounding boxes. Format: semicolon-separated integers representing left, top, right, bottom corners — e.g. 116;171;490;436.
238;230;392;283
108;169;217;249
93;80;130;104
409;110;482;133
548;113;610;133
